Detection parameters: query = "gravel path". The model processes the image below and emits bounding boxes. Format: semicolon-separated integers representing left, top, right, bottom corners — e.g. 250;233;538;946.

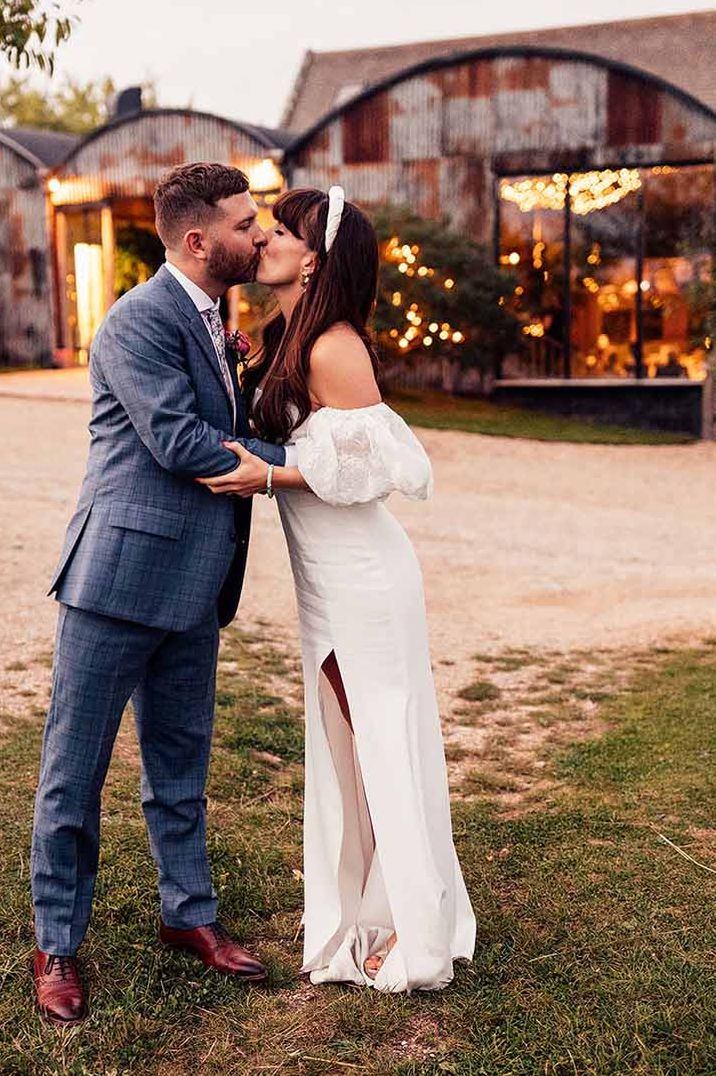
3;370;716;726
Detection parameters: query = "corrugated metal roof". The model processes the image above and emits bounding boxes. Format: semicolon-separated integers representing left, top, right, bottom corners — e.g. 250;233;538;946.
281;10;716;132
1;126;80;167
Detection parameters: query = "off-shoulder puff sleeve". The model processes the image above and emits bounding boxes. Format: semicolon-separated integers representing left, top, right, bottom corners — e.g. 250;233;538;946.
295;403;433;507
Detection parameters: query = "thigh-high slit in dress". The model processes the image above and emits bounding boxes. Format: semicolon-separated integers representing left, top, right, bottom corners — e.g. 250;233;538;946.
275;402;476;993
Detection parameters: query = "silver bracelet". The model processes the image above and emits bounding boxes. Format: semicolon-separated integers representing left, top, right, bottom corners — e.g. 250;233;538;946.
266;463;275;499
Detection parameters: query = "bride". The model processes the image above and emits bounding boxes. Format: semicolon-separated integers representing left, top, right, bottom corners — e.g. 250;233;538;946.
198;186;475;992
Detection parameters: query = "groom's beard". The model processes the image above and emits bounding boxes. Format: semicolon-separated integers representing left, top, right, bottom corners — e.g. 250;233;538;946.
207;240;261;289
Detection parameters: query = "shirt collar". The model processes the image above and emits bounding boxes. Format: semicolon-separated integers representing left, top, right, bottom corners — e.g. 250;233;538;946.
164;260;219;314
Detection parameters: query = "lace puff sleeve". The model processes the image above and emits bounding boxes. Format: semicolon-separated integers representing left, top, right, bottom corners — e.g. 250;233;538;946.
295;403;433;507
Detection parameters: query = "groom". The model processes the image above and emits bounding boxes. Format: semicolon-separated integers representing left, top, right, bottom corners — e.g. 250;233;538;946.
31;163;285;1025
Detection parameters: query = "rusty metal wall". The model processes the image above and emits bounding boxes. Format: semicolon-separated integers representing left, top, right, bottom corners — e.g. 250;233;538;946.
0;145;53;367
289;54;716;243
51;112;274;205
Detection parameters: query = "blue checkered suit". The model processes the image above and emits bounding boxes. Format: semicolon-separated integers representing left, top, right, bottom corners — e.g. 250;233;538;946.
32;266;283;954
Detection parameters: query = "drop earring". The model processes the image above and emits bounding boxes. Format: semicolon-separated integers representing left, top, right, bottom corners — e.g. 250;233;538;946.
300;267;312;288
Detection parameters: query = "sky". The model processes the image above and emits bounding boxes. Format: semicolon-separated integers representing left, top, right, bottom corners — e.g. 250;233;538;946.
11;0;716;129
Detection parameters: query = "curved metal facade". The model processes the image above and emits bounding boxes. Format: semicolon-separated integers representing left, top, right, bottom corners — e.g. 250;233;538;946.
286;49;716;243
50;110;277;207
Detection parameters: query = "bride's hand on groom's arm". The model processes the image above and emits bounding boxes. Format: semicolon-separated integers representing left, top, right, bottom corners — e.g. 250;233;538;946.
196;442;267;497
196;442;310;496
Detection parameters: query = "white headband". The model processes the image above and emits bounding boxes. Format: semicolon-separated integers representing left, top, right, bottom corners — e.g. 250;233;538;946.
324;185;345;253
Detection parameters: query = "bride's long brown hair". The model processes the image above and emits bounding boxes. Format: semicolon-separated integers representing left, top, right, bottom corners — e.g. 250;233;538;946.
243;188;380;444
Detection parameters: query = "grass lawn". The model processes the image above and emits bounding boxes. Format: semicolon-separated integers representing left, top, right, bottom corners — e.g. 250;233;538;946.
2;633;716;1074
387;389;696;445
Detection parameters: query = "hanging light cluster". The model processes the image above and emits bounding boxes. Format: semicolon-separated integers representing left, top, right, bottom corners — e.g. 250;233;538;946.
500;169;642;216
384;236;465;352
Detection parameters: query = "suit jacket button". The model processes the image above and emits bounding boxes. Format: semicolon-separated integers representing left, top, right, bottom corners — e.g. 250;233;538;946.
229;530;237;542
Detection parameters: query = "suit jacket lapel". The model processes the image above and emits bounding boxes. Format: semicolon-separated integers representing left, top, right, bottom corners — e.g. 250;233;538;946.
155;266;235;417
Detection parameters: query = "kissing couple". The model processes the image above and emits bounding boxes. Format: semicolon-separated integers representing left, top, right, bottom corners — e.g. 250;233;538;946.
31;162;476;1025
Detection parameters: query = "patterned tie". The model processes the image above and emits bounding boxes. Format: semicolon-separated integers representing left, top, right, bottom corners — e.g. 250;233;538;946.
204;306;236;431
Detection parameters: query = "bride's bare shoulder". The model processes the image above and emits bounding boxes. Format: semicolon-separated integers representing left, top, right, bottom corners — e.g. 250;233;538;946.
309;323;381;409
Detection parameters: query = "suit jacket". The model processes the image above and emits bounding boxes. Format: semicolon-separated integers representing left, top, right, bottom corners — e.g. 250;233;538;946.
51;265;285;631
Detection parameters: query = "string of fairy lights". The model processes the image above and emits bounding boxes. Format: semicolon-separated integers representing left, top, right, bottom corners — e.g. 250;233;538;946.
384;236;465;353
500;168;643;216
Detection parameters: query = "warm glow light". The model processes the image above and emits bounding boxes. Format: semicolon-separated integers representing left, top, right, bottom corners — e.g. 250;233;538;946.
246;157;283;194
48;177;60;193
74;243;104;350
386;235;465;356
500;169;642;216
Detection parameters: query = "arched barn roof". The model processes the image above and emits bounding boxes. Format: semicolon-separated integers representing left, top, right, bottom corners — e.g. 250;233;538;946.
285;44;716;157
50;108;288;205
59;107;286;165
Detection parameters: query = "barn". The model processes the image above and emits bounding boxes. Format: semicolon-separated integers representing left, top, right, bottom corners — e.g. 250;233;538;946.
1;10;715;432
282;24;716;432
0;93;286;368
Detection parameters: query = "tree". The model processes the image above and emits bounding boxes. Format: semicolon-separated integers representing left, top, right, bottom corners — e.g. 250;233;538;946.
0;1;78;73
370;205;519;386
0;74;158;133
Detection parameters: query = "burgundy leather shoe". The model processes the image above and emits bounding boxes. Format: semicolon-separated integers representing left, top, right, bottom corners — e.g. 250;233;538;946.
33;949;87;1026
159;921;268;981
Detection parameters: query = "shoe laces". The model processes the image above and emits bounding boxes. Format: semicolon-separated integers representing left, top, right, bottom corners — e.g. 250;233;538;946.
45;955;77;982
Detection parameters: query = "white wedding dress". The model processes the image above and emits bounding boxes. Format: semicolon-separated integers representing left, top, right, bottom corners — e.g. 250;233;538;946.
274;402;476;993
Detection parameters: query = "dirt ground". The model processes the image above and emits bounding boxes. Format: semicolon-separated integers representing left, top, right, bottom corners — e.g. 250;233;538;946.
3;369;716;749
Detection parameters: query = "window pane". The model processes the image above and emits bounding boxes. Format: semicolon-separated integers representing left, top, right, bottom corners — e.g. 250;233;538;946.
569;169;641;378
642;164;713;380
499;174;566;377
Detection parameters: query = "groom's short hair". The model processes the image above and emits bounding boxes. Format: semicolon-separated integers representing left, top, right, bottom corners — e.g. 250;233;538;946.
154;162;250;248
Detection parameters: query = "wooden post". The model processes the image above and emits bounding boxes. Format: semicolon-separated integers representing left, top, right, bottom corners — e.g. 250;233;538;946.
54;210;68;352
100;204;115;316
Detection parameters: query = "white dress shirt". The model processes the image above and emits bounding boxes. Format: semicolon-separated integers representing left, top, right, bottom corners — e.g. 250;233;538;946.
164;260;297;467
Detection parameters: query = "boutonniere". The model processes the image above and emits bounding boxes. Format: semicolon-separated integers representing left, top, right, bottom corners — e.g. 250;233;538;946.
225;329;252;369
